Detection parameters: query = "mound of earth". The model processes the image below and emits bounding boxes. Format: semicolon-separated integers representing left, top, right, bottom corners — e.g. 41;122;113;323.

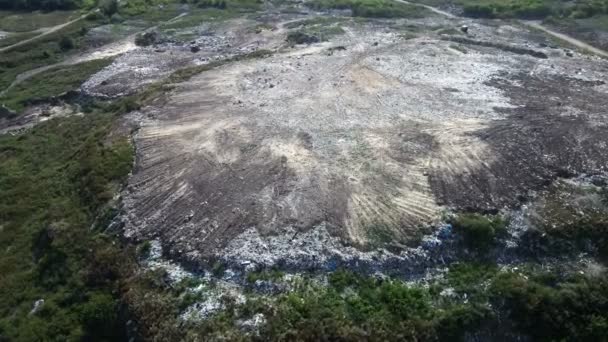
117;16;608;269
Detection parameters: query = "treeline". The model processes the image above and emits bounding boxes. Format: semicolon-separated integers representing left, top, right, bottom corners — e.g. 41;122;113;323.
0;0;84;11
461;0;608;20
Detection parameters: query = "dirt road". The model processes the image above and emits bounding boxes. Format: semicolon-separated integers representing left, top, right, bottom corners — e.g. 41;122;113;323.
0;10;97;54
0;12;188;97
394;0;456;18
395;0;608;58
523;21;608;58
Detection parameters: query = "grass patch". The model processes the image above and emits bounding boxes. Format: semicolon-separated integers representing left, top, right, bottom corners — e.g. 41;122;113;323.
0;58;113;113
0;14;107;91
308;0;431;18
284;16;349;29
160;8;241;30
0;10;78;32
246;268;286;283
0;31;39;48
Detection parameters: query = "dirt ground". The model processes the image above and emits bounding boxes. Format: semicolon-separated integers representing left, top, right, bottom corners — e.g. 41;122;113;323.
116;11;608;268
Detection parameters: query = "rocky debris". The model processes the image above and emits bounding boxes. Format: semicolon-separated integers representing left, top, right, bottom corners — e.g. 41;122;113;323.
190;44;201;53
237;313;267;333
460;25;469;34
442;36;548;58
29;299;44;315
216;223;459;275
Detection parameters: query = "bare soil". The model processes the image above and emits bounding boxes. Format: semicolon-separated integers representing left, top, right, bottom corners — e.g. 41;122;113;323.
110;12;608;268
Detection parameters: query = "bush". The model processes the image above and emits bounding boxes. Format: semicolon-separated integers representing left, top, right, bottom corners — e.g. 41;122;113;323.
286;31;320;45
59;36;75;50
489;272;608;341
99;0;119;16
196;0;227;9
135;31;158;46
451;213;507;251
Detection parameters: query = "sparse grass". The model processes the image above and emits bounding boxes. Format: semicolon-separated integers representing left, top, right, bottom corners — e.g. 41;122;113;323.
0;31;39;48
308;0;431;18
577;14;608;30
0;58;113;113
437;27;463;35
449;43;468;53
365;222;396;246
284;16;348;29
526;182;608;258
160;8;241;30
0;15;107;92
0;10;78;32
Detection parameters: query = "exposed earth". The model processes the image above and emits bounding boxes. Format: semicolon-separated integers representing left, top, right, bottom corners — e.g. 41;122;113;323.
75;6;608;270
3;1;608;339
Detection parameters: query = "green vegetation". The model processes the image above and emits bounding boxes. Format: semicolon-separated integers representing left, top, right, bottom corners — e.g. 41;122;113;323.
246;268;286;283
286;30;321;44
0;0;85;11
0;31;39;48
151;265;607;341
308;0;431;18
0;108;134;340
451;213;507;251
526;182;608;258
0;58;113;114
462;0;552;19
284;16;349;29
0;14;106;92
455;0;608;20
0;10;78;32
490;270;608;340
160;9;240;30
284;17;347;44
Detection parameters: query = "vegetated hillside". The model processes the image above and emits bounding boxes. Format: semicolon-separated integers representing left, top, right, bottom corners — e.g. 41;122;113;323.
0;0;608;340
0;0;90;11
453;0;608;19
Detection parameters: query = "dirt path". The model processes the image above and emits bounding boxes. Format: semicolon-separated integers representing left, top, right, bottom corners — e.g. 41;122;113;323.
394;0;456;18
0;12;188;97
395;0;608;58
0;10;97;54
523;21;608;58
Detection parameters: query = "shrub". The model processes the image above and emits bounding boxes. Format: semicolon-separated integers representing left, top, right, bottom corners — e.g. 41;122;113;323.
286;31;320;45
99;0;118;16
59;36;75;50
135;31;158;46
196;0;227;9
489;272;608;341
451;213;507;251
